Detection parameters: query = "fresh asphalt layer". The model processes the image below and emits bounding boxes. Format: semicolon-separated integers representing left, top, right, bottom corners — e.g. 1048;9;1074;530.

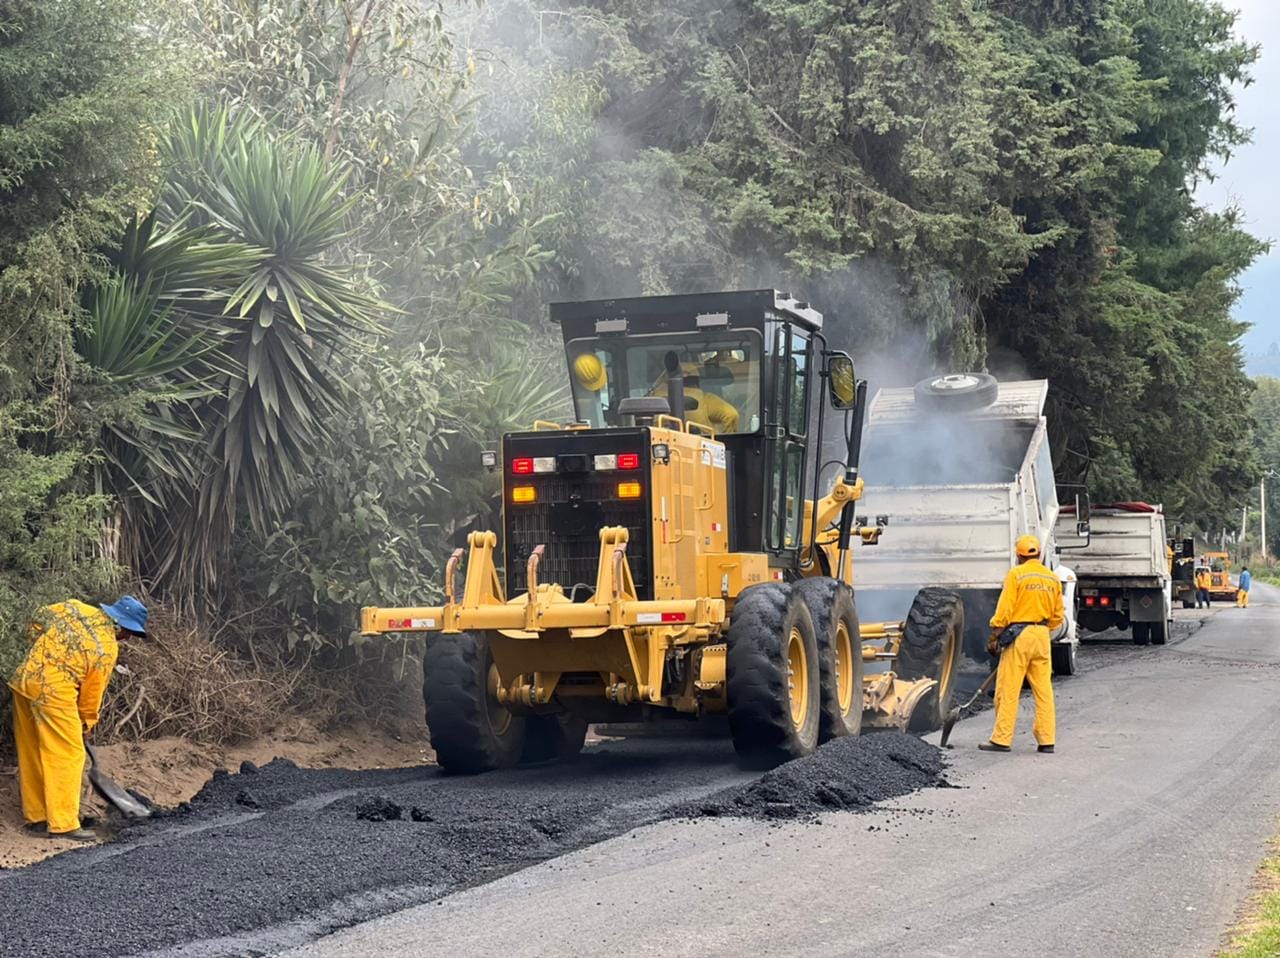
291;590;1280;958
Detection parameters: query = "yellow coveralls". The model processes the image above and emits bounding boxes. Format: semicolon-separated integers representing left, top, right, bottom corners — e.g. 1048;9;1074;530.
989;560;1065;748
8;600;119;834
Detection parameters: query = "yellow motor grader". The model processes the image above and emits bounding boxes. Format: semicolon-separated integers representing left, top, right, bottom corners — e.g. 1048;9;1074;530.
361;291;963;772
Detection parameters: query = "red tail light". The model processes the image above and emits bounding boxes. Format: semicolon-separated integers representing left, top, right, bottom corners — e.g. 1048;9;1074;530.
1084;596;1095;607
618;452;640;470
512;457;534;475
1100;595;1111;607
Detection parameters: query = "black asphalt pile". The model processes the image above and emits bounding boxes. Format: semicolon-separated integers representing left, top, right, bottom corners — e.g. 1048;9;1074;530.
0;734;950;956
0;738;751;957
683;732;947;821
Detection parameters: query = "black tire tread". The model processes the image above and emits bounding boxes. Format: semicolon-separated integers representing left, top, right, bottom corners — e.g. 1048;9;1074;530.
726;583;820;769
794;577;863;741
423;631;525;774
897;587;964;732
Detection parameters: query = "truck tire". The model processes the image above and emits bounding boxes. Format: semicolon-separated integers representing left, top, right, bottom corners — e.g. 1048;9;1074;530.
726;583;822;769
913;373;999;412
1149;619;1168;646
423;631;527;774
794;577;864;741
1132;622;1151;646
522;713;589;764
1051;642;1078;676
1182;599;1195;610
896;588;964;732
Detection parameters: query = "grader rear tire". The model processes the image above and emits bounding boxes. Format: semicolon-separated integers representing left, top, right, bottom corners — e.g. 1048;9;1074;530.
423;631;526;774
726;583;822;769
897;588;964;733
795;577;864;741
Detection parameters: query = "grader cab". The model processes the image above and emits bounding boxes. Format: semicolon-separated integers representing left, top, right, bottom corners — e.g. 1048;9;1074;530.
361;290;963;772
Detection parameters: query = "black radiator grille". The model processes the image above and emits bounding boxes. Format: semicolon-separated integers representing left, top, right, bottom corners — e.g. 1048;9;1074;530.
505;478;651;601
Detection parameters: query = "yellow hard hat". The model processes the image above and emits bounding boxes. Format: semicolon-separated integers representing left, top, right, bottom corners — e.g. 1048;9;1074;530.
1016;534;1040;558
573;353;606;392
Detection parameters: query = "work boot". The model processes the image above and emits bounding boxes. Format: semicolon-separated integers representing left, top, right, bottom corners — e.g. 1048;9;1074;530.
1038;745;1055;754
48;828;97;843
978;741;1012;753
21;821;46;835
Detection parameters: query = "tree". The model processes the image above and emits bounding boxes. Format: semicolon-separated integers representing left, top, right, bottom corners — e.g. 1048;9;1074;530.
0;0;187;686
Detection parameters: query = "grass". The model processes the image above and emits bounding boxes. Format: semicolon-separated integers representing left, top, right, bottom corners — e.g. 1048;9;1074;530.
1219;836;1280;956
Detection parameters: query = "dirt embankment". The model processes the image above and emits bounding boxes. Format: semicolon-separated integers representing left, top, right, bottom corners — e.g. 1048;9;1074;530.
0;721;427;868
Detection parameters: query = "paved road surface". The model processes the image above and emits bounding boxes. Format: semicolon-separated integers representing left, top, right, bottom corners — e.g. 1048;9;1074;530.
294;589;1280;958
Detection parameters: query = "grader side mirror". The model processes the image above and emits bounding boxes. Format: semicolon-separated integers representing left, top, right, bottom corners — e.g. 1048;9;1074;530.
827;353;856;409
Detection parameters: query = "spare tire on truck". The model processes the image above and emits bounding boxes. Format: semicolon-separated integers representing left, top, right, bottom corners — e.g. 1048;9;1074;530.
896;588;964;732
913;373;999;412
726;582;822;769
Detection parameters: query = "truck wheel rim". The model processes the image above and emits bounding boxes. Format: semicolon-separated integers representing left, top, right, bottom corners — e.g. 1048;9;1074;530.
932;374;981;391
787;627;810;730
486;663;512;735
835;620;854;714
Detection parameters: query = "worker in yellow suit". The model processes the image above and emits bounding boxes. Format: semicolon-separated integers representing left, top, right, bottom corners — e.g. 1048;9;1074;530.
8;595;148;841
980;536;1064;754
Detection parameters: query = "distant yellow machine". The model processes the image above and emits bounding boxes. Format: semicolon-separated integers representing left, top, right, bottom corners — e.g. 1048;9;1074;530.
361;291;963;773
1203;552;1236;602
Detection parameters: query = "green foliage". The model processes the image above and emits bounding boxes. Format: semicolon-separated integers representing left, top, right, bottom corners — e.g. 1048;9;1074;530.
470;0;1263;522
0;405;118;696
233;343;566;648
0;0;185;692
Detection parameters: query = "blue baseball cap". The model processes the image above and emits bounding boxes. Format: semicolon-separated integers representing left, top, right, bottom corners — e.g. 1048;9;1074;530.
100;595;149;636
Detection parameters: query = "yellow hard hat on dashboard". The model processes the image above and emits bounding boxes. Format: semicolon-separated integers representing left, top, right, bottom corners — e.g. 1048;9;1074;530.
1015;534;1040;558
573;353;607;392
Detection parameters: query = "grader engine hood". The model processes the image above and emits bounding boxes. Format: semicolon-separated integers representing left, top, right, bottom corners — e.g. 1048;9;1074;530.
504;429;655;601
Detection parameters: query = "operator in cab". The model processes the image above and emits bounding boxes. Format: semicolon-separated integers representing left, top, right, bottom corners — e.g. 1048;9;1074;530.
980;535;1064;754
657;361;740;434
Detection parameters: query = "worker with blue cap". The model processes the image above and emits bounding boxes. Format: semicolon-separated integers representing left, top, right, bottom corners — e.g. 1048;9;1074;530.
8;595;148;841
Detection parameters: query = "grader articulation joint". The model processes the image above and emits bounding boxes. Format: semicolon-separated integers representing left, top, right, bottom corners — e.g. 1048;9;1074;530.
361;290;963;773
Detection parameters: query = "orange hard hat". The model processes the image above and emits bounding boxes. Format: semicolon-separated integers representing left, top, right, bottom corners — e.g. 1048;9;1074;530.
1016;534;1041;558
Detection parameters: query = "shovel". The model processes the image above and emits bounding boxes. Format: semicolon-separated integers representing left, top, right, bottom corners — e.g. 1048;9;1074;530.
85;742;152;819
939;670;999;748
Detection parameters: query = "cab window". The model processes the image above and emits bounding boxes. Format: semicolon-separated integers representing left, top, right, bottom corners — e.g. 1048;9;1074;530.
567;331;764;434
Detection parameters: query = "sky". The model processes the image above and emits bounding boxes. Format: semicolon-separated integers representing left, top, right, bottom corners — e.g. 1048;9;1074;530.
1196;1;1280;356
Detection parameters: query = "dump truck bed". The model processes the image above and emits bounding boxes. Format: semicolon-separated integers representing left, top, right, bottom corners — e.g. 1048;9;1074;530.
1055;508;1169;583
854;380;1060;593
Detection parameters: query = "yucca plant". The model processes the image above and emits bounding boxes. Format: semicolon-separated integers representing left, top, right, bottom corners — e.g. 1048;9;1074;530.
162;105;381;533
81;104;382;606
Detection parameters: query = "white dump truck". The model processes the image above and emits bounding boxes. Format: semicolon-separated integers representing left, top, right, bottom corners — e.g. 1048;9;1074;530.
1053;503;1173;645
851;375;1081;675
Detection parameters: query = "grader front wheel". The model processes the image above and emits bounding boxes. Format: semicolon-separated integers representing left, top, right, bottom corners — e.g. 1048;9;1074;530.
726;583;822;769
897;588;964;733
423;631;526;774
